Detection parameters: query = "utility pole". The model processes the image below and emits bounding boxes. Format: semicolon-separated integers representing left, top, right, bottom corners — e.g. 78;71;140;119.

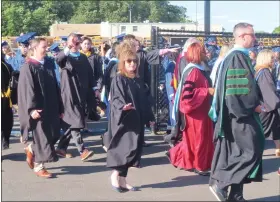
204;0;211;34
129;4;132;23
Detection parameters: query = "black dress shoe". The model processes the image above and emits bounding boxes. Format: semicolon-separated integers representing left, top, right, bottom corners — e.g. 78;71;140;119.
194;169;210;176
209;184;228;201
112;185;125;193
143;142;149;147
120;186;139;191
227;184;247;202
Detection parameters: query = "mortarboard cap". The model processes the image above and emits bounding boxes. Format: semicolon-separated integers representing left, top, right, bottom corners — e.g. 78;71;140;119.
115;33;126;42
272;47;280;53
49;43;60;53
206;36;217;44
1;41;8;47
60;36;67;42
16;32;37;45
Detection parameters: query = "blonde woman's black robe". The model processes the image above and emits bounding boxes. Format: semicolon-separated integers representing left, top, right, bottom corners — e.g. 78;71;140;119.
106;74;154;168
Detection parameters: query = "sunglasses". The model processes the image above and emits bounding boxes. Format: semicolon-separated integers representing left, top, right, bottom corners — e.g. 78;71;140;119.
125;59;137;64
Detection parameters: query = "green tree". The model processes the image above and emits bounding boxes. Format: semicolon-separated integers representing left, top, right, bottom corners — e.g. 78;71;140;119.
70;1;102;23
272;26;280;34
1;0;191;36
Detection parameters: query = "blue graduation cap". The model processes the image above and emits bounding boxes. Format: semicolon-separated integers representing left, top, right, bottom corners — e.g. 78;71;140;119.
1;41;8;47
16;32;37;45
116;33;126;42
272;47;280;53
206;36;217;44
49;43;60;53
60;36;67;42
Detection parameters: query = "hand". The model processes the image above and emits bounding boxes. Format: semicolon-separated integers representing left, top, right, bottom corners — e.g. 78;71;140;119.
208;88;215;96
95;90;101;99
31;110;42;120
255;105;266;113
169;48;180;53
60;113;64;119
149;121;155;126
255;105;262;113
123;103;134;111
67;37;78;49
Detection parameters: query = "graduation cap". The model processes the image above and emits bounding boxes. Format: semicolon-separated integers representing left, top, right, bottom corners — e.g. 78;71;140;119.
49;43;60;53
60;36;67;42
115;33;126;42
272;47;280;53
16;32;37;45
206;36;217;44
1;41;8;47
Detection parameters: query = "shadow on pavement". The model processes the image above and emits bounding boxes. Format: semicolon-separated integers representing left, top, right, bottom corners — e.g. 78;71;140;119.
48;165;109;176
250;195;280;201
141;156;169;168
262;157;279;175
141;175;209;189
2;152;25;162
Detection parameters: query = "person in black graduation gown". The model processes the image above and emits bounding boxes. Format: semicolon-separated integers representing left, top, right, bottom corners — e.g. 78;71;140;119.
254;49;280;157
55;33;95;161
1;51;14;150
209;23;265;201
103;35;178;148
80;36;104;132
107;47;154;192
18;38;63;178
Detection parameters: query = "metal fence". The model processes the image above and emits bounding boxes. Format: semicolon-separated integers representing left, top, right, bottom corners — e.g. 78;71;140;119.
150;26;280;134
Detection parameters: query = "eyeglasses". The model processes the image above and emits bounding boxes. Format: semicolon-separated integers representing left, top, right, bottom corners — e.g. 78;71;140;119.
125;59;137;64
239;33;256;38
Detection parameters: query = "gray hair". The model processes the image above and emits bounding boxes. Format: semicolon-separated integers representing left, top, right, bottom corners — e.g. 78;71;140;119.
183;37;200;52
233;22;253;38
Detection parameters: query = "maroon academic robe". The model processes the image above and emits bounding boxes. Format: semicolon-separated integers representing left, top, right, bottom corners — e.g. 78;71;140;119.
169;68;214;171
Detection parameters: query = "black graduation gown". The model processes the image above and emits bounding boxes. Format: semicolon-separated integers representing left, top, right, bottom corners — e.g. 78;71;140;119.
1;59;14;145
257;68;280;140
18;58;62;163
87;53;103;90
210;51;265;188
106;74;154;168
56;52;95;129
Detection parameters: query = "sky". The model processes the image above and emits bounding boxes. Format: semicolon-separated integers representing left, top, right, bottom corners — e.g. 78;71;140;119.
170;1;280;33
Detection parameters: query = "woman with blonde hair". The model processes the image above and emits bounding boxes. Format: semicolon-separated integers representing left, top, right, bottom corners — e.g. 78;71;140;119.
255;49;280;157
106;45;154;192
210;44;232;86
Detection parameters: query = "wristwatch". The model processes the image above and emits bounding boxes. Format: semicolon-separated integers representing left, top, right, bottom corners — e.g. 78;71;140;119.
260;105;267;112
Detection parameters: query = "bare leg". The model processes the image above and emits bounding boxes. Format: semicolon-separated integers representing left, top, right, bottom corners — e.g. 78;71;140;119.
111;170;120;187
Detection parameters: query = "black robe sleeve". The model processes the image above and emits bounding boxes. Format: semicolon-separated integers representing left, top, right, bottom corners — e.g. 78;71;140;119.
145;50;160;65
225;52;260;121
257;69;280;112
17;63;37;140
94;55;104;90
110;75;128;125
55;51;69;70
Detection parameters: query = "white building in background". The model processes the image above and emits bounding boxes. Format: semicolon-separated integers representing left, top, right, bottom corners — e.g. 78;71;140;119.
49;22;223;38
100;22;223;38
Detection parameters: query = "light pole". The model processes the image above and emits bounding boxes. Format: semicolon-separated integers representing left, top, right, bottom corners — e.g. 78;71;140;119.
128;4;133;23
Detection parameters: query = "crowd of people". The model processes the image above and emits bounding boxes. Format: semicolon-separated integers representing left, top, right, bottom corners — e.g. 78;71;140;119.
1;22;280;201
